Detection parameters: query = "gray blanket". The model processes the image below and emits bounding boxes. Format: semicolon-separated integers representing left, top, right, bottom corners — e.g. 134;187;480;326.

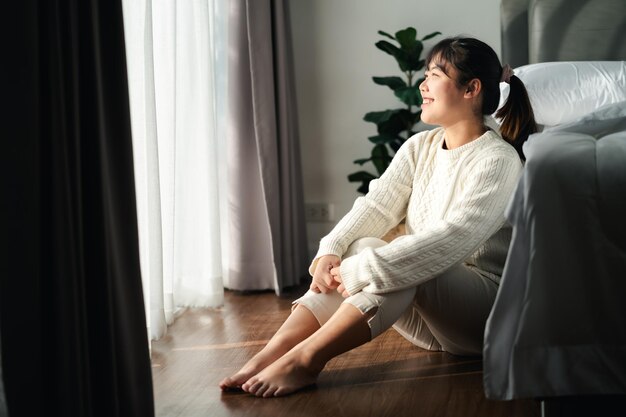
483;104;626;399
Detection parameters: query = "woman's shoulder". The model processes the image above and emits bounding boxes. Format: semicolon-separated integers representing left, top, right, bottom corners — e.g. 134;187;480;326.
404;127;444;152
479;129;521;161
463;131;523;179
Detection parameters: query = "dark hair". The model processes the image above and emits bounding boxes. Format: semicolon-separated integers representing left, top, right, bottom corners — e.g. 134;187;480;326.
425;37;537;160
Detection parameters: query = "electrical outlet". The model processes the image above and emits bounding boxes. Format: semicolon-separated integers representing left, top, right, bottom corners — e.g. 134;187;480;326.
305;203;334;222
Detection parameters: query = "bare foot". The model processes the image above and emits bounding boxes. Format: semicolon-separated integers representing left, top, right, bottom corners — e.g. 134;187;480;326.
219;344;291;391
241;349;323;398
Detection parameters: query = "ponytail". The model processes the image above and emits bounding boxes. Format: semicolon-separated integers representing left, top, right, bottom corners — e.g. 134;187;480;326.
495;74;538;161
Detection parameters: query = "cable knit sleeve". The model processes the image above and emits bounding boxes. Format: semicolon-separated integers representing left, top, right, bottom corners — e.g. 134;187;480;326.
308;131;430;275
338;145;522;295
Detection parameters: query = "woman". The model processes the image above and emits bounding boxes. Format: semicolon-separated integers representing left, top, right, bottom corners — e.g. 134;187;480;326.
219;36;537;397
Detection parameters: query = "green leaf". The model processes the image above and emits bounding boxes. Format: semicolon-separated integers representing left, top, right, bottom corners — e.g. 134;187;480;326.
348;170;377;194
348;171;377;182
394;85;422;107
372;76;406;91
421;31;442;41
368;134;399;145
353;158;371;165
371;144;391;175
371;159;389;176
401;111;422;132
395;27;417;49
377;30;395;40
377;109;417;136
375;40;412;71
371;144;390;158
363;109;398;124
375;40;401;56
403;43;424;71
389;139;404;152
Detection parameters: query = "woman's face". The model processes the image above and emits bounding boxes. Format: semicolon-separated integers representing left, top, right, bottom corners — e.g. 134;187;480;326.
419;61;468;127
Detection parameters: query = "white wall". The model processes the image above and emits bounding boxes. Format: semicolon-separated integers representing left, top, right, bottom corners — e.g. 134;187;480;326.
290;0;501;255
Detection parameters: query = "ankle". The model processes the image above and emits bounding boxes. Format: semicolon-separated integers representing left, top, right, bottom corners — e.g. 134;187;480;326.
293;346;326;374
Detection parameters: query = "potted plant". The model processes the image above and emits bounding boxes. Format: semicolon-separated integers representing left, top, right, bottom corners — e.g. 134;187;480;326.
348;27;441;194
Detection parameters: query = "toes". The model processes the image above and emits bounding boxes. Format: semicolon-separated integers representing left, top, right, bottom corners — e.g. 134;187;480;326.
274;386;294;397
243;378;263;394
263;386;278;398
218;378;229;389
240;378;254;392
250;380;265;395
219;377;240;391
255;383;269;397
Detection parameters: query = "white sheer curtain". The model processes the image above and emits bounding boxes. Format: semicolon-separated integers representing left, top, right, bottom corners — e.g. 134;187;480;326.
122;0;228;340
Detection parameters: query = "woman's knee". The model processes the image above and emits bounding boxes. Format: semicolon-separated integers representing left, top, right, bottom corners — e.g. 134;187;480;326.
344;237;387;258
292;290;344;326
413;267;497;315
409;267;498;356
344;287;416;339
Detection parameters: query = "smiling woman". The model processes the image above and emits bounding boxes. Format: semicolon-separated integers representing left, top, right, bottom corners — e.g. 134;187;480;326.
419;63;469;129
219;36;538;398
422;37;536;156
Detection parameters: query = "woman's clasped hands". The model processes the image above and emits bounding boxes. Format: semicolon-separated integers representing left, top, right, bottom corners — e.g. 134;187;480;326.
311;255;350;298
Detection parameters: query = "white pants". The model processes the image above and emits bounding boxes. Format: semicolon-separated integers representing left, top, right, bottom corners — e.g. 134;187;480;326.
294;238;499;356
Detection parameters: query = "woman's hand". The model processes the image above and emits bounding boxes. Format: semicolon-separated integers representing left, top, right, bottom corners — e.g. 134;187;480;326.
330;266;350;298
311;255;341;294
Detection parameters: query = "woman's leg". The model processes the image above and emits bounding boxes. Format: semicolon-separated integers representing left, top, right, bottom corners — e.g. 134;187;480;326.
239;263;497;396
219;304;322;390
224;237;419;397
241;302;373;397
394;265;498;356
220;237;385;390
242;281;417;397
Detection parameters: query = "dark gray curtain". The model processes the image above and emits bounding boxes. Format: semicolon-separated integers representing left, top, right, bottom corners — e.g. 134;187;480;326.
227;0;309;294
0;1;154;416
0;317;5;417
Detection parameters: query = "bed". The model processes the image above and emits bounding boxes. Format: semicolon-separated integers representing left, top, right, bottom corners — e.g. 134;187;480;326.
482;0;626;414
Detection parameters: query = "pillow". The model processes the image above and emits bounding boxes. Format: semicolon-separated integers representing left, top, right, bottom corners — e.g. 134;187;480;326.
497;61;626;127
542;100;626;139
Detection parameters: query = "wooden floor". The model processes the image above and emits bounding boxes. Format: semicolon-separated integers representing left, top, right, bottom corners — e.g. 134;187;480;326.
151;284;541;417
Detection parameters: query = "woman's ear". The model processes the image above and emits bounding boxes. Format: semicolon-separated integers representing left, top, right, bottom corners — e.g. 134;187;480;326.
464;79;482;98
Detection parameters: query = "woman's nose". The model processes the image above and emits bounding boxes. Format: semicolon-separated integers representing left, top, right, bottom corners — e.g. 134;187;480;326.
419;79;427;92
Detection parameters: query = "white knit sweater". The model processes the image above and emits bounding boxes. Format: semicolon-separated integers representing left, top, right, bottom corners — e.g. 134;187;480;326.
310;127;523;296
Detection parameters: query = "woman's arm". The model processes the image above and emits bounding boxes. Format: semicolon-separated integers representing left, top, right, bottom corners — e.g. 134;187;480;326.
338;149;523;295
308;133;428;275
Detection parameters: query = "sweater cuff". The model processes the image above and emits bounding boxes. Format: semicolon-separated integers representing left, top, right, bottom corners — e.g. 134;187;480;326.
339;254;369;295
308;239;346;276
